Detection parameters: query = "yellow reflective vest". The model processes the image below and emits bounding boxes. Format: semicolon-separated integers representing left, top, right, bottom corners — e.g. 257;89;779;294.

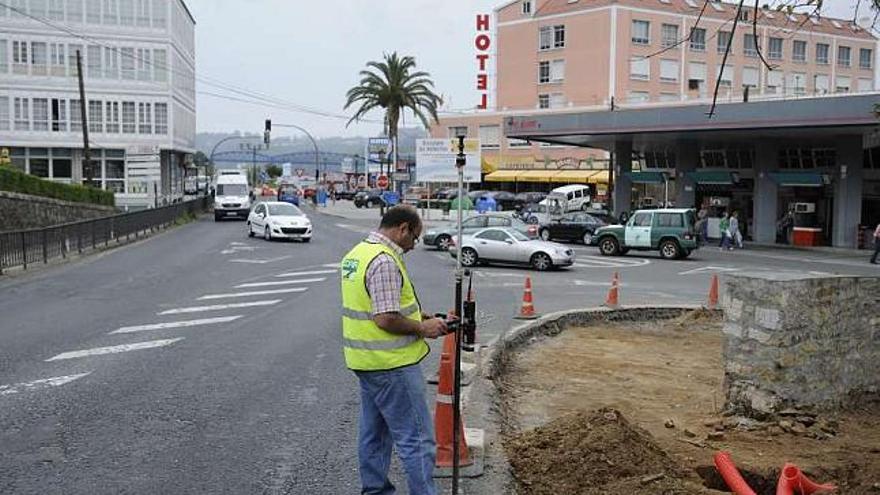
340;240;428;371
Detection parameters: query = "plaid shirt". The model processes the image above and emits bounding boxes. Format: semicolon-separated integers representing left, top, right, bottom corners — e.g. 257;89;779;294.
365;232;406;316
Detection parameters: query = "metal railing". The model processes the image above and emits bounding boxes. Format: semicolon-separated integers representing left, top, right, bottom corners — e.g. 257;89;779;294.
0;197;211;274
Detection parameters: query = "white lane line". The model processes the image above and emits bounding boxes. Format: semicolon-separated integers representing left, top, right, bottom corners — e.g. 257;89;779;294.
45;338;183;362
109;316;243;334
158;300;282;315
236;277;326;288
229;255;292;265
198;287;308;300
678;266;740;276
276;269;337;278
0;372;92;396
322;263;341;268
336;224;371;233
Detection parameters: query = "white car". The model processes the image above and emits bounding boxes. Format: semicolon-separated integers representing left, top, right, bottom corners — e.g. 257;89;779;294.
247;202;312;242
450;227;574;271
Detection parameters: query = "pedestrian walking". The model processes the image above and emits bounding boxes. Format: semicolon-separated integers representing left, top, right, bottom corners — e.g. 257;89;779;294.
695;207;709;246
340;205;447;495
730;211;744;249
871;222;880;265
719;211;731;250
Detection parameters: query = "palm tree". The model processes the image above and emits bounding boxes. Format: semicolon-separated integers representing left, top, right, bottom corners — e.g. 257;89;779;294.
344;52;443;176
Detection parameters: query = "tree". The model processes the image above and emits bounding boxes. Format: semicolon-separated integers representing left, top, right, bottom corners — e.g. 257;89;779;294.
193;151;214;177
266;165;283;179
344;52;443;171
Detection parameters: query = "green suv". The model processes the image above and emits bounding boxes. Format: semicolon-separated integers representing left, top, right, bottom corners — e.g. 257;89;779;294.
591;208;698;259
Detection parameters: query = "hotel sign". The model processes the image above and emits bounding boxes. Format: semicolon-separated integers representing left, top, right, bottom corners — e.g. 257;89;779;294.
475;14;491;109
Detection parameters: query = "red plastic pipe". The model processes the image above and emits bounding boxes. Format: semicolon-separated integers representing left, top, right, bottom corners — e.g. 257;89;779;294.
776;463;836;495
714;451;758;495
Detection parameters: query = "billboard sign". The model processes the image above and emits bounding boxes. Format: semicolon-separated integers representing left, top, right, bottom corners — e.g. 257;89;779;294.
365;137;392;174
416;138;481;183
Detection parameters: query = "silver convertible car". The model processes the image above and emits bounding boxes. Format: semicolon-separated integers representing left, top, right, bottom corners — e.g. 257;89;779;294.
449;227;575;271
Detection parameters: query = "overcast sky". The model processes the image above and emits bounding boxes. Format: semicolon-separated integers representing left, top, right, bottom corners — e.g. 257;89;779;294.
188;0;864;139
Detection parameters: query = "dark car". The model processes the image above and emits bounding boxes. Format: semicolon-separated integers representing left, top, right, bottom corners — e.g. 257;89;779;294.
484;191;523;211
335;189;359;201
276;184;301;206
433;188;460;200
354;189;386;208
539;212;615;245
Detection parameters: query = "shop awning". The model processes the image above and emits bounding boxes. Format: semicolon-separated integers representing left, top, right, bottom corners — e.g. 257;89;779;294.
588;170;610;184
481;156;500;174
483;170;520;182
625;171;667;184
687;170;739;185
517;170;557;182
551;170;597;183
768;172;825;187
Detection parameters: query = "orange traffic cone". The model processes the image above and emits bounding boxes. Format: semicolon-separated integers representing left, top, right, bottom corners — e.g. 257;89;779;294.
441;331;456;360
434;353;472;468
707;274;719;309
514;277;538;320
604;271;620;308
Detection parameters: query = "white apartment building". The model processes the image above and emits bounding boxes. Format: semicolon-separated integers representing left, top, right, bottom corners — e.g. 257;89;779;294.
0;0;196;210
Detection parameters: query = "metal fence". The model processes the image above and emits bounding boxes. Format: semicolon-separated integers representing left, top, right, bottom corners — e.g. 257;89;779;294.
0;197;211;274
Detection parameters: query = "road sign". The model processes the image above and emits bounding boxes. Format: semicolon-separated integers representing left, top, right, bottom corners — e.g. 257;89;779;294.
415;138;481;183
392;172;410;181
366;137;393;174
376;175;389;189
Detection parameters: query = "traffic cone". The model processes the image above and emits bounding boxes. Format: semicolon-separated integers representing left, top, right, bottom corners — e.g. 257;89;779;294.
514;277;538;320
707;274;719;310
434;353;472;468
604;271;620;308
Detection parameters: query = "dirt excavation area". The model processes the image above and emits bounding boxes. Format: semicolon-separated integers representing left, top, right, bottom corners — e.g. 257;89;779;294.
497;311;880;494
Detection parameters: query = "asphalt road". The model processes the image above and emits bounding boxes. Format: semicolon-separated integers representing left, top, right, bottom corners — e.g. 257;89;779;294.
1;207;878;494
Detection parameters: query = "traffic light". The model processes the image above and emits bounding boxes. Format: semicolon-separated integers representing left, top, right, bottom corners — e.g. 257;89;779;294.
264;119;271;147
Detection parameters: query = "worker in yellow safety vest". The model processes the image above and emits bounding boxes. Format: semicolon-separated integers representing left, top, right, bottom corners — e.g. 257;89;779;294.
340;205;448;495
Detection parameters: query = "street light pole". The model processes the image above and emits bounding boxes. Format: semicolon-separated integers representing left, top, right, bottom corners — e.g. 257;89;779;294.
271;122;320;184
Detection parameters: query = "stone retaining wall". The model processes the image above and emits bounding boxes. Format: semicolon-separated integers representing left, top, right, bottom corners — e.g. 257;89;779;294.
0;191;116;232
722;273;880;416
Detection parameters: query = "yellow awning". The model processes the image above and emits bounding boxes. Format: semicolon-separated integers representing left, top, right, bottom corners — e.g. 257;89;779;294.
484;170;520;182
481;156;500;174
551;170;596;183
517;170;556;182
588;170;610;184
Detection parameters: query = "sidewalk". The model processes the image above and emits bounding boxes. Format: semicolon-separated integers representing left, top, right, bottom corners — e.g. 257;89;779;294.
309;200;460;227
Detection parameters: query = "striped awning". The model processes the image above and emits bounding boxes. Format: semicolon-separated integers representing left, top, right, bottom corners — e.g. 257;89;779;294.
484;170;520;182
551;170;597;183
517;170;557;182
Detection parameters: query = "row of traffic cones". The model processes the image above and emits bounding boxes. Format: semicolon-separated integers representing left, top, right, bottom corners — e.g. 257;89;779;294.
512;273;721;317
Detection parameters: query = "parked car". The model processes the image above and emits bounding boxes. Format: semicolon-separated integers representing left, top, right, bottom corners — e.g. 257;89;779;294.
247;201;312;242
335;189;360;201
354;189;386;208
540;185;593;212
591;208;698;259
449;227;574;271
539;212;616;245
423;213;538;250
515;191;547;204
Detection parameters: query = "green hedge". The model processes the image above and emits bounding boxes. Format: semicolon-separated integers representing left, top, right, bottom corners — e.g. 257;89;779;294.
0;166;115;207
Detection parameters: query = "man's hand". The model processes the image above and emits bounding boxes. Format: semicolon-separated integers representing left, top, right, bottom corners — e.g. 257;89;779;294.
418;318;448;339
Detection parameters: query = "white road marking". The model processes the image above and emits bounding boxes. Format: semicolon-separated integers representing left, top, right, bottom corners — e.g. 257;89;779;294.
678;266;741;276
109;316;243;334
575;255;651;268
236;277;326;288
229;255;293;265
276;269;337;278
321;263;341;268
573;280;615;287
198;287;308;300
0;372;92;396
335;223;371;233
159;300;282;315
46;338;183;362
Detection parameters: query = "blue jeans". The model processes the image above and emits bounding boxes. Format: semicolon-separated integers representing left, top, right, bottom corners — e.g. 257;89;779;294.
355;363;437;495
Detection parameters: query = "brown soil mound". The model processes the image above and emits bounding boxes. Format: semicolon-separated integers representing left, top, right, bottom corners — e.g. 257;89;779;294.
505;408;709;494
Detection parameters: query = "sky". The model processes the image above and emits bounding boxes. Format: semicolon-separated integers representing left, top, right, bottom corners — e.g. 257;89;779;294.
188;0;864;139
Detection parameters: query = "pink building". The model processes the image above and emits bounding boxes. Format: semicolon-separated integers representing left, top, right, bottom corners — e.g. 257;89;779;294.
432;0;877;196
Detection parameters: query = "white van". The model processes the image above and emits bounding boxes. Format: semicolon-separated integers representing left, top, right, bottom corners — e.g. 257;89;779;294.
214;174;252;221
541;184;592;212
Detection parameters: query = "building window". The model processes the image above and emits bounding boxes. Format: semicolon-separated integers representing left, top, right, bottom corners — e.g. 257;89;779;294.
151;0;166;28
153;49;167;82
689;27;706;51
88;100;103;133
768;37;783;60
522;0;531;15
554;25;565;48
52;148;72;179
860;48;873;69
13;97;29;130
87;44;102;78
86;0;101;24
32;98;49;131
813;74;829;94
70;99;82;132
447;126;468;138
630;57;650;80
661;24;678;48
632;20;650;45
103;0;117;24
659;59;679;83
51;98;67;131
135;0;150;27
717;31;731;54
538;61;549;83
119;0;134;25
122;101;136;133
858;77;874;92
837;46;851;67
104;47;118;78
716;65;732;87
766;71;783;94
105;101;119;133
744;34;759;57
540;25;564;50
12;40;28;73
29;148;50;178
816;43;829;64
68;0;84;22
627;91;650;104
154;102;167;134
688;61;707;95
30;42;48;75
549;59;564;82
479;124;500;148
105;150;126;193
550;93;565;108
792;40;806;62
48;0;65;20
836;75;851;93
138;102;152;134
538;93;550;108
120;47;135;79
136;47;151;80
49;42;66;76
742;66;759;90
68;44;83;77
788;73;806;95
0;39;8;74
0;96;10;131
